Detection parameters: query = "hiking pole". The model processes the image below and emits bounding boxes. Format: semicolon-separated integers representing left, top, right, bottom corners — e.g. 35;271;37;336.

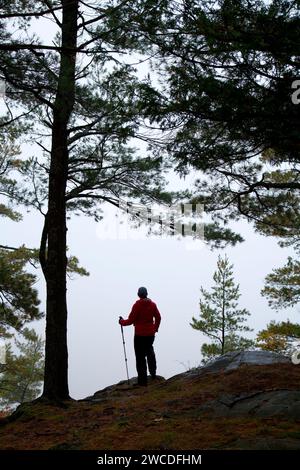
119;316;130;385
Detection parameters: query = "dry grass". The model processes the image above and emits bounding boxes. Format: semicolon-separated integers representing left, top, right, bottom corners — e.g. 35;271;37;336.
0;363;300;450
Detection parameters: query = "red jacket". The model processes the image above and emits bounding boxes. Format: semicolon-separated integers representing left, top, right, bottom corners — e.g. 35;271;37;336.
120;298;161;336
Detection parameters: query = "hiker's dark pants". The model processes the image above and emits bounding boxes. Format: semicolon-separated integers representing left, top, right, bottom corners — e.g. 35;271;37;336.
134;335;156;385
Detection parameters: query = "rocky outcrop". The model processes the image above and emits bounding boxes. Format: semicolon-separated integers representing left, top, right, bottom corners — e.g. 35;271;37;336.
1;350;300;450
199;389;300;419
185;350;291;377
80;350;300;450
83;375;165;403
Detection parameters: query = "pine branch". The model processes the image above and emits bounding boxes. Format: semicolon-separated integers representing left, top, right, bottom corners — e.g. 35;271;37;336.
0;5;63;19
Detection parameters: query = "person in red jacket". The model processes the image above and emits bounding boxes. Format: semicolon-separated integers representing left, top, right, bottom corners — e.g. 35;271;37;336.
119;287;161;386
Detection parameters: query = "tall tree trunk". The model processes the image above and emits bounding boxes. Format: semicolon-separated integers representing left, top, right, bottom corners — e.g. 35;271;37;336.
42;0;78;400
221;275;225;355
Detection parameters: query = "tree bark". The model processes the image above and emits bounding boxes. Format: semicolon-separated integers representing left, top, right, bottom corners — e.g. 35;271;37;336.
221;273;225;355
42;0;78;400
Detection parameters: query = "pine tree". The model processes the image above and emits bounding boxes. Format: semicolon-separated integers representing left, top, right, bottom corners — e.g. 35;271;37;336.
256;320;300;356
0;328;44;406
0;125;87;337
0;128;42;336
191;255;253;363
0;247;42;337
0;1;172;400
122;0;300;238
262;255;300;310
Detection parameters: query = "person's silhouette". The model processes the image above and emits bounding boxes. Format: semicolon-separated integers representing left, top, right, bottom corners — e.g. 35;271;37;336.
119;287;161;386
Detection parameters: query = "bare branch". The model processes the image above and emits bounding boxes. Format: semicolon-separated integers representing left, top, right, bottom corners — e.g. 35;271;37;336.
219;169;300;192
78;0;130;29
43;0;62;27
0;107;38;128
0;5;63;19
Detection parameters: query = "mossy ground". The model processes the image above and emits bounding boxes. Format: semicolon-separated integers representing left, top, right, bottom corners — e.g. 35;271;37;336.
0;364;300;450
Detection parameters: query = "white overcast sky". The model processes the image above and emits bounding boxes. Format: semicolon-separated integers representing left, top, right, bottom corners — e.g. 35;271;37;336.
1;9;299;400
